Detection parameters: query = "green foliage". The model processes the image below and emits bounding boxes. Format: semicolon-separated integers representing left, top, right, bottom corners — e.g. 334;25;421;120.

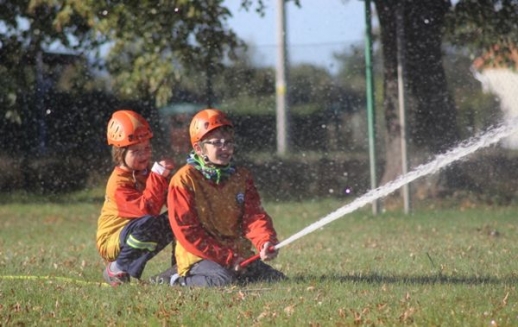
333;43;384;114
2;198;518;325
214;64;276;99
289;64;335;107
44;0;243;106
334;44;369;94
221;93;276;115
445;0;518;66
0;0;107;125
0;0;307;116
1;0;247;111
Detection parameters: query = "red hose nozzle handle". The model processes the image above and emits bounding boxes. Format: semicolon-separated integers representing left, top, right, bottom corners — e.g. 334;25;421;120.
239;245;276;268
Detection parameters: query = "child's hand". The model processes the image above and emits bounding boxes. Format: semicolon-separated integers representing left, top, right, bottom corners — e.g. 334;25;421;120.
158;159;175;171
260;242;278;261
153;159;174;177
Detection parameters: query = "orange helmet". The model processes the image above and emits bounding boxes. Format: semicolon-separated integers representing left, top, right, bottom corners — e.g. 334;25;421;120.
189;108;233;146
107;110;153;147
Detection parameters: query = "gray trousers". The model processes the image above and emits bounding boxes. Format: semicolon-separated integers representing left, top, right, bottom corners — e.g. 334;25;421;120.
181;259;286;287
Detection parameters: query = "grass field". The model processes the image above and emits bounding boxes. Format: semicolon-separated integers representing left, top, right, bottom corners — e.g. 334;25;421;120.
1;189;518;326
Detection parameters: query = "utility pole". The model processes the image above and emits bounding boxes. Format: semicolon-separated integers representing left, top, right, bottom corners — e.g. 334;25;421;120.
276;0;289;155
396;2;411;214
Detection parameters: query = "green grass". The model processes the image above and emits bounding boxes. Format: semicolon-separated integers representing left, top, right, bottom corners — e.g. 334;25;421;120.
1;192;518;326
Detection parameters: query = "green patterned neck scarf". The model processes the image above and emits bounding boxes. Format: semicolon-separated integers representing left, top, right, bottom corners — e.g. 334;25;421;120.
187;152;236;184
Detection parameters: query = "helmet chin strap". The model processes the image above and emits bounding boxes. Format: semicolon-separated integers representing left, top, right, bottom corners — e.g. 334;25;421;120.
120;148;141;173
196;144;213;166
197;142;228;168
201;150;220;167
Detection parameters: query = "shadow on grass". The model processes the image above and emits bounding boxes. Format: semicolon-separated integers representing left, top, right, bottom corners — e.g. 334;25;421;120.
291;272;518;285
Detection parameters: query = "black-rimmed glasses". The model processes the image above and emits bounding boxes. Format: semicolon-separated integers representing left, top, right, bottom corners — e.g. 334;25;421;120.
203;139;236;148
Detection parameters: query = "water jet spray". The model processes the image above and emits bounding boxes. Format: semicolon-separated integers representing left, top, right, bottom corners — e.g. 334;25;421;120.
241;120;517;267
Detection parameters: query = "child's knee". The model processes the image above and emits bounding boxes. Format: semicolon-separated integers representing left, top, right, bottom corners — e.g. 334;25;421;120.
207;269;235;286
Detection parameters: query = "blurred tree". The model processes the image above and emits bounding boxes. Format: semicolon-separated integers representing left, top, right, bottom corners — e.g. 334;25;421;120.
335;45;368;95
374;0;458;186
164;44;277;114
38;0;244;107
445;0;518;68
212;46;276;103
0;0;249;158
289;64;334;109
373;0;518;191
0;0;95;125
442;46;502;138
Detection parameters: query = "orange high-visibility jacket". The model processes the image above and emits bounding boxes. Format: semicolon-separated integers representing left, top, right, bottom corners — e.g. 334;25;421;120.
96;166;169;261
168;165;278;276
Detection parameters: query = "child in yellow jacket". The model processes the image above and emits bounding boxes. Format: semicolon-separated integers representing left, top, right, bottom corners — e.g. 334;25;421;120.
166;108;285;287
96;109;175;286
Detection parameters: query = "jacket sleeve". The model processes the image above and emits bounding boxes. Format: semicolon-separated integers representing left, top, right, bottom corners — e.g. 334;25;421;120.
168;180;237;267
241;176;278;252
114;171;169;218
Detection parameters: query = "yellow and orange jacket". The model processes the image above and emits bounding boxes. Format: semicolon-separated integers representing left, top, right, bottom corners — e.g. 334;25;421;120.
96;166;169;261
168;165;278;276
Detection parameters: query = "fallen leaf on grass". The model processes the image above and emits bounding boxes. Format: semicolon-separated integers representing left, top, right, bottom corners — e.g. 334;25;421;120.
284;305;295;316
236;290;246;301
399;307;416;323
502;292;509;306
256;311;269;321
377;303;388;311
338;308;347;318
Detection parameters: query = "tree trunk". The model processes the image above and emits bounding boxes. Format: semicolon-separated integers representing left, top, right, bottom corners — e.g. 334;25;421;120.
404;0;458;152
375;0;402;186
375;0;458;191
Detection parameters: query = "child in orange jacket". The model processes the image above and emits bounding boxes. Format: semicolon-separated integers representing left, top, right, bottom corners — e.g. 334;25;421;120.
165;108;285;287
96;109;175;286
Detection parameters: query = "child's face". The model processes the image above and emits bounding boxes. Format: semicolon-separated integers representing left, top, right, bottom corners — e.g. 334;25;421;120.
124;139;152;171
197;128;235;166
